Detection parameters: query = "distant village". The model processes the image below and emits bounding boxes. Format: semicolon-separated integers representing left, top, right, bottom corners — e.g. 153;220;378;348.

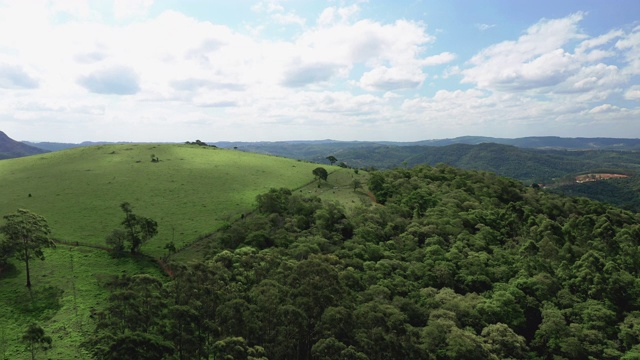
575;173;629;183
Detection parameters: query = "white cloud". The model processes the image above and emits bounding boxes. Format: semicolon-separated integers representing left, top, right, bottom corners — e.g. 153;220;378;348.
359;66;425;91
616;27;640;75
0;64;39;89
114;0;154;20
625;85;640;101
423;52;456;66
272;12;306;27
317;5;360;26
0;2;638;142
251;0;285;14
475;23;495;31
463;13;586;91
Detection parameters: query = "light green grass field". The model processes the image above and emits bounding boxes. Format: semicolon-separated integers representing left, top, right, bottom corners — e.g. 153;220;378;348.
0;144;334;256
0;246;164;360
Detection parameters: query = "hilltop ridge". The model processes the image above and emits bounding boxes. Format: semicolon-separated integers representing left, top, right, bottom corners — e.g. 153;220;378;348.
0;131;48;159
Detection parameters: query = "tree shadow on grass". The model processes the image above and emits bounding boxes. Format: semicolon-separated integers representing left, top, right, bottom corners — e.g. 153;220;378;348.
0;264;18;281
15;286;64;320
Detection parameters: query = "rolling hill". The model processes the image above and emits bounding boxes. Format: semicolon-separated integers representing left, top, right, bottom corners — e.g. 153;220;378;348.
0;143;343;256
1;142;370;359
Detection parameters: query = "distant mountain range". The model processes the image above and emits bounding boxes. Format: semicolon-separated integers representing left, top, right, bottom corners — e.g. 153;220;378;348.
19;135;640;153
0;131;48;159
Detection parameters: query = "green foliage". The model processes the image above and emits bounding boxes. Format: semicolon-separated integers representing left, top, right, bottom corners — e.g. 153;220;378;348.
0;209;55;288
118;202;158;254
8;158;640;359
313;167;329;182
82;164;640;359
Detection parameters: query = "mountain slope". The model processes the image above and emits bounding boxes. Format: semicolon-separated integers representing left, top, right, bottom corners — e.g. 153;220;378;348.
0;131;48;159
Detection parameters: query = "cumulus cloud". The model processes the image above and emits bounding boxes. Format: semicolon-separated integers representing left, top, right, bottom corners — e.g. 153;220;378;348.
625;85;640;101
0;64;39;89
317;5;360;26
359;66;424;91
77;66;140;95
170;79;245;92
281;62;342;87
462;13;585;91
423;52;457;66
1;1;638;142
461;12;633;105
272;12;306;27
616;27;640;75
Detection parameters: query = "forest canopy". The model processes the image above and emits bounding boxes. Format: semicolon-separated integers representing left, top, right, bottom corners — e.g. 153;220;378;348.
86;164;640;360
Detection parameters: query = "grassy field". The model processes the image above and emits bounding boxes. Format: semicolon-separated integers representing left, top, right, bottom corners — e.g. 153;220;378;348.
0;246;164;359
0;143;337;256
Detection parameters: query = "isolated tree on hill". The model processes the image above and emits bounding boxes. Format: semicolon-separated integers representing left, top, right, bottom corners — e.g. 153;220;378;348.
351;179;363;192
313;167;329;182
114;202;158;254
22;323;52;360
0;209;55;289
326;156;338;165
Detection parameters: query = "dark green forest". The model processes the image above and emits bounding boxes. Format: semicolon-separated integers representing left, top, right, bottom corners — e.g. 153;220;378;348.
551;177;640;212
86;165;640;359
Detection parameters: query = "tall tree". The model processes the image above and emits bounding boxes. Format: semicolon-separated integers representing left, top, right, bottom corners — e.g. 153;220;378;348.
0;209;54;288
326;156;338;165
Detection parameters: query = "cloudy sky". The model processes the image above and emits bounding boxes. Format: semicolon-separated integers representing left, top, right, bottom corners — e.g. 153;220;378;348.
1;0;639;142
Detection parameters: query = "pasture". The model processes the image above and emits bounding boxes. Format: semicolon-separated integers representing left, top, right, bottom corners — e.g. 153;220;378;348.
0;144;335;256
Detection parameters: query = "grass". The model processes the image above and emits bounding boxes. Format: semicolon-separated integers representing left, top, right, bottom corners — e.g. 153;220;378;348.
298;167;372;211
0;246;164;360
0;144;336;257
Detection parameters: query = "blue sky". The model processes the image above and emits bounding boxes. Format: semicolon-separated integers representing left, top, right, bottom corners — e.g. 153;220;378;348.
0;0;639;142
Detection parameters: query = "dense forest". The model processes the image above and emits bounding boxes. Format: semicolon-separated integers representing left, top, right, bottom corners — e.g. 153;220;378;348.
81;164;640;359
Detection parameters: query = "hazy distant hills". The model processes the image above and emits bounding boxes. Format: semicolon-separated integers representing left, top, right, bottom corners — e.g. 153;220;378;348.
0;131;48;159
382;136;640;150
23;136;640;153
21;140;131;152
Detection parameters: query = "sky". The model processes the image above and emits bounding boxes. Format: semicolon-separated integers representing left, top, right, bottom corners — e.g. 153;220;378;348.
1;0;639;143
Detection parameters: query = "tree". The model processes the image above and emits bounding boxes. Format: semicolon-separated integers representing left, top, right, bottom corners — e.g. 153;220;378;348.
118;202;158;254
22;323;52;360
105;228;127;254
326;156;338;165
352;179;363;192
313;167;329;182
0;209;54;288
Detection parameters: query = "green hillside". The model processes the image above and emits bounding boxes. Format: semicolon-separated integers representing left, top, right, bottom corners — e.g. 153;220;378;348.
1;143;364;359
0;144;340;256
